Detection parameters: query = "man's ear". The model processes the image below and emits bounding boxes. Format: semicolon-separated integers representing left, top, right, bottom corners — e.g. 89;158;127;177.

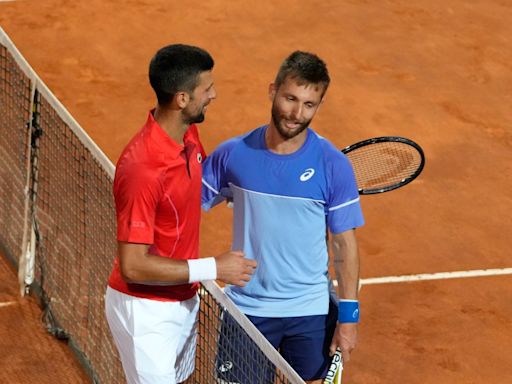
175;91;190;109
268;83;276;102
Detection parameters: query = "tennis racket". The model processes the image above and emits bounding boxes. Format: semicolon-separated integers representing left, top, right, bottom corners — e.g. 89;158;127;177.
324;349;343;384
341;136;425;195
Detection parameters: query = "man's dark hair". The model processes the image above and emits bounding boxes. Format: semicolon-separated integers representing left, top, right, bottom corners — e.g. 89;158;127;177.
149;44;214;105
274;51;330;96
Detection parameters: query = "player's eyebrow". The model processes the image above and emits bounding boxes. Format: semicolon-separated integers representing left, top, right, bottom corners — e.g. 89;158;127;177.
283;91;319;107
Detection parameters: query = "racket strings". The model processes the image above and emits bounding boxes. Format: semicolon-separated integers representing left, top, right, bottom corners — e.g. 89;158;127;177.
347;142;422;190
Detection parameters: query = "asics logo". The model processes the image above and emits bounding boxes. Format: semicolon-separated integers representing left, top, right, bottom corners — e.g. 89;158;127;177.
300;168;315;181
352;308;359;319
218;361;234;373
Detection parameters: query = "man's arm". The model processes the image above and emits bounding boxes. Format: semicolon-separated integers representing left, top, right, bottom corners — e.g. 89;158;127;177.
328;229;360;362
118;242;256;287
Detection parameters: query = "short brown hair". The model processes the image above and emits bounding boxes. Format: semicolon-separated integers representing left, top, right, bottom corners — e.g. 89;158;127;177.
274;51;330;96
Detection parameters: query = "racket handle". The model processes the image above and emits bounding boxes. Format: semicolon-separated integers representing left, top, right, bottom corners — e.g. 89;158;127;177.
323;350;343;383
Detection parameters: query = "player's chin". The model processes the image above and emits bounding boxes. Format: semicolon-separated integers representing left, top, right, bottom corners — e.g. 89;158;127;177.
278;124;306;139
196;112;206;123
187;112;205;125
238;278;251;287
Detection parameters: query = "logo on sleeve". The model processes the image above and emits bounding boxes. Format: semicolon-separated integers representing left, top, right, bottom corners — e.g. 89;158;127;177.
299;168;315;181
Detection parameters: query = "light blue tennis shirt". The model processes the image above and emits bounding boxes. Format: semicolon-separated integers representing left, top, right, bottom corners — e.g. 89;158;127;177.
202;126;364;317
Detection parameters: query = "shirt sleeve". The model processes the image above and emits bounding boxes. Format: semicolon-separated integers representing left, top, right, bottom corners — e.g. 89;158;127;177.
201;138;238;211
326;150;365;234
114;164;161;244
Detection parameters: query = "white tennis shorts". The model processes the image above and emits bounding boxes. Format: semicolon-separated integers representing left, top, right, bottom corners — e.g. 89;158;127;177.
105;287;199;384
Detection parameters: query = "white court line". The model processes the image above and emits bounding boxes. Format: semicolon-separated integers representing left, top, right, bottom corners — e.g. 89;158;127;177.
331;267;512;287
0;301;17;307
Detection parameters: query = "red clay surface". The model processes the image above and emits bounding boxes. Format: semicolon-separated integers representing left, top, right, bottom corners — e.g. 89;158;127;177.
1;1;511;383
0;252;90;383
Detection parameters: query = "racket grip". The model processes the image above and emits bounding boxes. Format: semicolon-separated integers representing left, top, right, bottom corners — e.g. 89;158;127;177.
323;350;343;383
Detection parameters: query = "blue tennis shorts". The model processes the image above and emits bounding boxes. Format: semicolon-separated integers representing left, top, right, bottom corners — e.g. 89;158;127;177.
215;301;338;382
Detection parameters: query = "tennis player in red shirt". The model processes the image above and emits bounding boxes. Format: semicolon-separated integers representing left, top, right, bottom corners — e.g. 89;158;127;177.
105;44;256;384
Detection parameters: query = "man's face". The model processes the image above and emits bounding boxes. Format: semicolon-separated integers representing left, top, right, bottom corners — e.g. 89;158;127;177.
270;76;324;140
183;71;216;125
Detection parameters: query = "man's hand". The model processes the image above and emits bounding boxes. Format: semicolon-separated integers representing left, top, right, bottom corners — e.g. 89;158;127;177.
215;250;257;286
329;322;357;363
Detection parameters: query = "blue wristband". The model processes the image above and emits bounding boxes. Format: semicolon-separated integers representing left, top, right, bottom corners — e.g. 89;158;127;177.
338;300;360;323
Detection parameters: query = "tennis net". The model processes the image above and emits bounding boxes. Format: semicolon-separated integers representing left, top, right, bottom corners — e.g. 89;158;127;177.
0;26;303;384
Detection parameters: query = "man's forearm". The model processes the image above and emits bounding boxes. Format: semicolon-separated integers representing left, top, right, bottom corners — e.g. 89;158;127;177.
330;229;360;300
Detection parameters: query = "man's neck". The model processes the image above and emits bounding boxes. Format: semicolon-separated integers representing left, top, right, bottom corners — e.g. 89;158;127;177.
265;123;307;155
153;106;188;145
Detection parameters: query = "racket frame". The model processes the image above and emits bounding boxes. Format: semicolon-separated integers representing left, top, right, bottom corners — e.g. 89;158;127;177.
341;136;425;195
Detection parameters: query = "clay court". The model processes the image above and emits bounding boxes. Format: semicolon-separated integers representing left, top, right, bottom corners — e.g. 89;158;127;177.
1;0;512;383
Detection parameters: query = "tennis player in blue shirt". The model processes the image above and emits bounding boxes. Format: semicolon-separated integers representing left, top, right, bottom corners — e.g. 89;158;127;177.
202;51;364;383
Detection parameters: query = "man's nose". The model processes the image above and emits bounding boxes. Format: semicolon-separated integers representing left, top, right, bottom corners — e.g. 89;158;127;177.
290;104;302;120
209;86;217;100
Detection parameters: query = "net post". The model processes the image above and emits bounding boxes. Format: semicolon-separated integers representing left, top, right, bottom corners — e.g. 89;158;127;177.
17;82;39;296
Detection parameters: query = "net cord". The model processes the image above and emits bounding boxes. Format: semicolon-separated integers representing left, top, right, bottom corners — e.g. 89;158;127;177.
203;280;305;384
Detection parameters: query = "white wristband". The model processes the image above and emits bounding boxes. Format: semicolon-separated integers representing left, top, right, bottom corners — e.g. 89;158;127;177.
187;257;217;283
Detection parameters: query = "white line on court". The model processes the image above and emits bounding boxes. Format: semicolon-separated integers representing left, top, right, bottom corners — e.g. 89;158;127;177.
0;301;17;307
331;267;512;287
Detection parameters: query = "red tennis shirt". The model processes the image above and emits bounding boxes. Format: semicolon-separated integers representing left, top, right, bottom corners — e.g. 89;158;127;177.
108;110;206;301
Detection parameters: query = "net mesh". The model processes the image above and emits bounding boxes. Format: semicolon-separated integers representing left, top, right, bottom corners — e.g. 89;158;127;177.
34;93;123;381
0;28;303;384
0;41;30;267
186;281;303;383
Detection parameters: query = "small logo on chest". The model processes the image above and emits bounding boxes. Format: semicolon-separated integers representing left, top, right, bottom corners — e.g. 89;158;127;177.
197;153;202;163
299;168;315;181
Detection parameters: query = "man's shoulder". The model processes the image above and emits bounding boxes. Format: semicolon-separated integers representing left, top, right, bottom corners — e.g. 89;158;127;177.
115;135;165;185
305;130;356;179
306;129;345;159
308;129;336;151
210;126;264;156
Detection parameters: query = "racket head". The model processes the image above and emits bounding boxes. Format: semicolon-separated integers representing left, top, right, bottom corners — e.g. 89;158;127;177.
341;136;425;195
